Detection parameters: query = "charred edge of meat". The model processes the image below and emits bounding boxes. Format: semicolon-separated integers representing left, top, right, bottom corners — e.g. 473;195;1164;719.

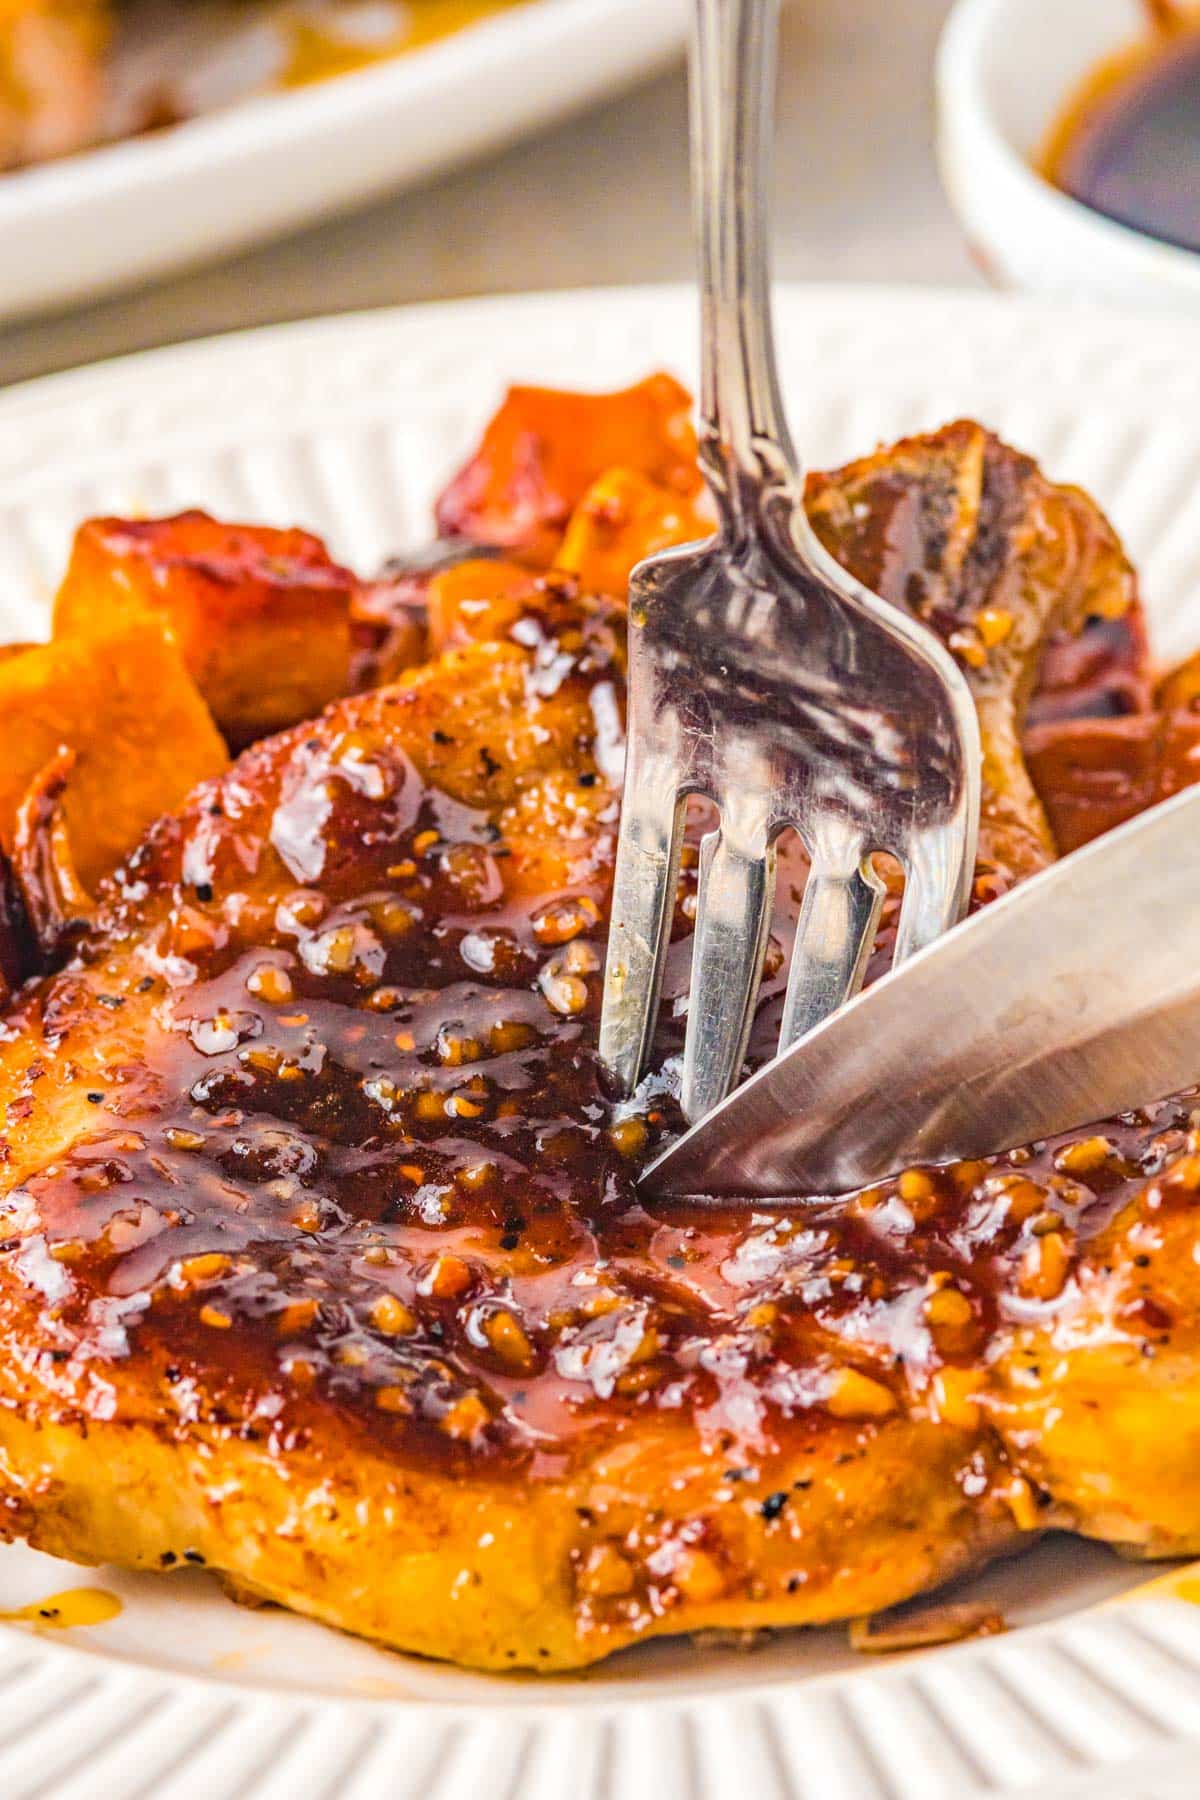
12;748;95;966
0;845;37;1004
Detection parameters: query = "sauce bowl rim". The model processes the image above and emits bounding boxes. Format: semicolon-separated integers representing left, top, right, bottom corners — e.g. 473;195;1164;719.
936;0;1200;297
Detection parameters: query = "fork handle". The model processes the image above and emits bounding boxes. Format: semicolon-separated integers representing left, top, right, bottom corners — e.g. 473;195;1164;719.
690;0;800;537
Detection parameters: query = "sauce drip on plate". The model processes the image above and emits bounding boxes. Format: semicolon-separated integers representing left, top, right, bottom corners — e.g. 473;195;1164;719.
0;1588;121;1630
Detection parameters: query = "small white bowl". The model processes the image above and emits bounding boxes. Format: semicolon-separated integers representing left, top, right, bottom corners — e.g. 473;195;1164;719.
937;0;1200;308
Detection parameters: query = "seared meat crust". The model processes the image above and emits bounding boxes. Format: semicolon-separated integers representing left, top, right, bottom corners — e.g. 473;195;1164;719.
0;423;1187;1673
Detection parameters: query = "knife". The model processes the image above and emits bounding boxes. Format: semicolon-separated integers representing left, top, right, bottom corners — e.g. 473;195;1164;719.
643;783;1200;1200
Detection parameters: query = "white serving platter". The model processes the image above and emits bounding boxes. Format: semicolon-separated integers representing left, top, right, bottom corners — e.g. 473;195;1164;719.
0;0;686;322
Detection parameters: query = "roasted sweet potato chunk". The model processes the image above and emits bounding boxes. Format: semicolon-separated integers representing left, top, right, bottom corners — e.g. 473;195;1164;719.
0;619;227;890
435;374;704;565
53;512;357;749
426;557;543;652
557;467;713;598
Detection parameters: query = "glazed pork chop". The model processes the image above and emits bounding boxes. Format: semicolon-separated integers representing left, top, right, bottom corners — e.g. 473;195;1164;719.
0;413;1196;1672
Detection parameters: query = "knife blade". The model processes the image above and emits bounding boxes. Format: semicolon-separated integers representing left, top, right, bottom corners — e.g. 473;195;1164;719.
642;783;1200;1200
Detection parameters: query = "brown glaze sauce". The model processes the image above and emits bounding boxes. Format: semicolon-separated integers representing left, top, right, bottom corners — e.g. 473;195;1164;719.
0;558;1190;1515
1043;8;1200;253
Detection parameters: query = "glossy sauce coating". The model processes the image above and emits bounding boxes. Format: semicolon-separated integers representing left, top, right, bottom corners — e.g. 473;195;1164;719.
0;553;1192;1516
7;411;1200;1665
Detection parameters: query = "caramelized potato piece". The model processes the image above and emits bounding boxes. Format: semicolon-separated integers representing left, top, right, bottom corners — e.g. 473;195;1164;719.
435;375;703;565
557;468;713;598
427;557;543;652
0;620;227;889
54;513;357;749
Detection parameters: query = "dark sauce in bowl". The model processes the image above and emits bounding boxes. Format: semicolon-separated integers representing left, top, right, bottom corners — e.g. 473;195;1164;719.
1044;20;1200;254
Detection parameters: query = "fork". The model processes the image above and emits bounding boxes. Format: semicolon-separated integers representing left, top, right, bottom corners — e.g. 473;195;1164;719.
598;0;982;1126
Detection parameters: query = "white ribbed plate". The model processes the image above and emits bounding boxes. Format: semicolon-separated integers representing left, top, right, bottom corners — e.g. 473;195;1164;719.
3;285;1200;1799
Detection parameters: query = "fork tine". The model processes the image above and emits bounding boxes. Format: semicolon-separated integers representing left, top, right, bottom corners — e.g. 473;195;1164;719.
893;819;976;966
680;822;776;1123
778;853;885;1052
599;747;687;1096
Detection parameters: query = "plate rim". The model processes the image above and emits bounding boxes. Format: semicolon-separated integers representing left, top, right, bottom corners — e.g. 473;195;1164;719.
8;278;1200;417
